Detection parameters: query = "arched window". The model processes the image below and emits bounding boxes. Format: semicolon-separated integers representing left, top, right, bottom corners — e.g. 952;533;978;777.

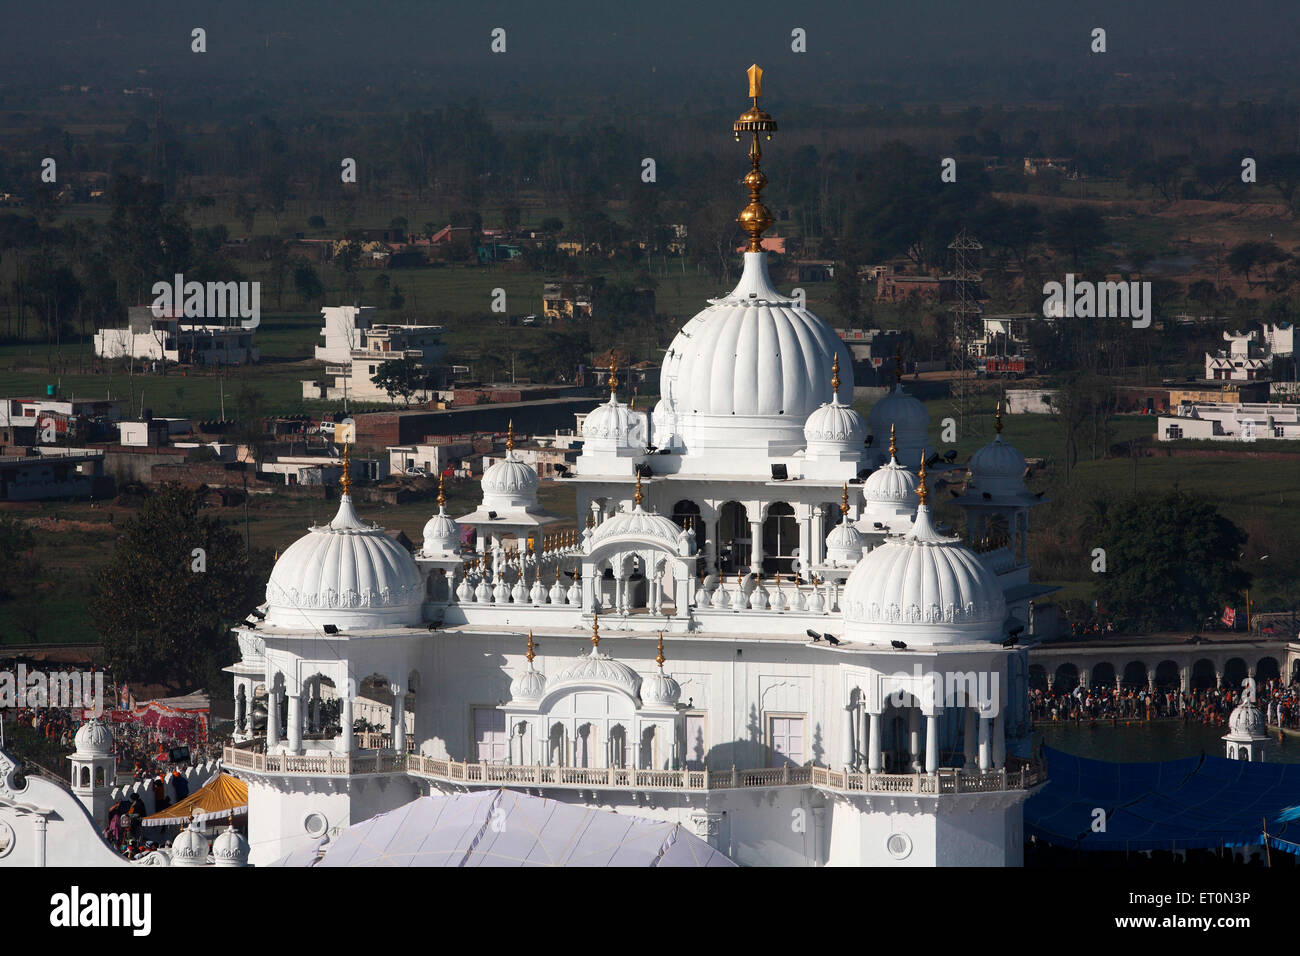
79;767;90;787
671;500;701;530
95;767;105;787
761;502;798;575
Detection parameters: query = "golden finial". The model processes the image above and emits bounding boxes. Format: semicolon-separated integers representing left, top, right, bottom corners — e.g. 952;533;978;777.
555;564;561;584
774;572;781;585
634;471;643;507
840;482;849;517
525;631;535;664
591;611;600;649
994;400;1004;435
437;471;446;508
917;453;929;507
608;358;618;396
831;354;841;394
505;420;515;452
340;441;353;497
655;632;666;669
889;422;897;460
733;64;778;253
274;549;279;561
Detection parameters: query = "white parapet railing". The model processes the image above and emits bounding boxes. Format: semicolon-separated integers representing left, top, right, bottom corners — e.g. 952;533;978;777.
225;746;1043;794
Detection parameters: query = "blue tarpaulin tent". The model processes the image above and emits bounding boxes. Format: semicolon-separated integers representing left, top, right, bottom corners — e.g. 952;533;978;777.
1025;746;1300;853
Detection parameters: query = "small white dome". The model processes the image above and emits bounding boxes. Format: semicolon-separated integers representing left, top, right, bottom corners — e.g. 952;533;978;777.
583;395;645;448
264;495;424;628
74;719;114;757
642;669;681;709
804;400;867;448
546;648;642;703
591;503;682;547
825;516;865;566
1228;699;1267;738
841;505;1006;646
864;458;919;505
481;455;539;501
868;385;931;467
967;434;1030;500
170;821;210;867
510;665;547;703
421;507;461;556
212;824;250;867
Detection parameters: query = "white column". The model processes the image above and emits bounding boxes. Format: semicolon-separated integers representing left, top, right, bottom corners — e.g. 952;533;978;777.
963;707;978;771
991;714;1005;770
267;688;281;748
978;716;991;771
341;696;354;753
843;707;856;768
868;712;882;773
924;713;939;774
810;507;825;569
908;708;921;771
390;684;404;751
798;509;813;582
233;681;244;739
287;693;303;753
749;518;764;575
33;815;47;867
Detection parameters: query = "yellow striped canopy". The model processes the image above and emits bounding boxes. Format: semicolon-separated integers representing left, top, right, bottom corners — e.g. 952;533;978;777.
141;773;248;827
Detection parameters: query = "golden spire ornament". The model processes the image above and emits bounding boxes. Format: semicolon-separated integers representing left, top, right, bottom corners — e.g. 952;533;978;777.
525;630;536;664
505;419;515;452
591;611;600;649
831;353;841;394
340;441;353;497
917;454;929;507
437;471;446;509
655;632;666;669
840;482;849;517
634;471;643;507
994;400;1004;435
733;64;778;252
889;422;897;460
608;358;619;396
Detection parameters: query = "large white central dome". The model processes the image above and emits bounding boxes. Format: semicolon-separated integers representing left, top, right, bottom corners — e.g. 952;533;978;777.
657;252;853;460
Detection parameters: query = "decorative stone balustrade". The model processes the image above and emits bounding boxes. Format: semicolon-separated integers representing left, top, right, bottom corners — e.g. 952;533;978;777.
224;746;1043;794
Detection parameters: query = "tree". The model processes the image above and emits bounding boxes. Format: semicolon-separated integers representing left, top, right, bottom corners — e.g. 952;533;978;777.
1093;491;1250;633
293;261;324;304
1044;206;1109;268
373;356;424;407
92;485;271;690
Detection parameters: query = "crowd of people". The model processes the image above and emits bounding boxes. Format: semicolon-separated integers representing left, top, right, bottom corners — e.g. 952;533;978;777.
1028;677;1300;733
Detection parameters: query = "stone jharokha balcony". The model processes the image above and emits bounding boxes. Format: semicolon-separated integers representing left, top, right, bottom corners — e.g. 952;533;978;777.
223;743;1044;795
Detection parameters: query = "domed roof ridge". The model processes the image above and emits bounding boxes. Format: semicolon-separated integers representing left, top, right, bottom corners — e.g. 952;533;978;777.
711;252;792;305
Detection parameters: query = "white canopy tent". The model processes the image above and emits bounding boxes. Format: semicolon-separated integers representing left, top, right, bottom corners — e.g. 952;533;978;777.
269;788;734;867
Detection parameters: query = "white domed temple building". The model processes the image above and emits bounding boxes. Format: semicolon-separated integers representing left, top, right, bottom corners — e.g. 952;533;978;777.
221;66;1047;867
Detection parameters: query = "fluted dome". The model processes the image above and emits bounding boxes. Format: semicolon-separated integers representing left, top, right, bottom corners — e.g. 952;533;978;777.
864;457;919;505
804;399;867;448
481;454;539;503
264;495;425;628
170;820;210;867
868;385;931;469
841;505;1006;645
546;647;642;703
421;506;461;557
583;395;645;447
1228;699;1267;738
658;253;853;459
642;669;681;709
212;824;250;867
825;516;865;566
74;719;113;756
591;502;683;548
968;434;1029;500
510;665;547;703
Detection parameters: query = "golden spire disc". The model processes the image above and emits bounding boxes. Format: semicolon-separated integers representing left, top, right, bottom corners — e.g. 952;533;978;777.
889;423;897;460
917;454;929;507
995;400;1004;435
608;358;618;396
831;353;841;394
634;471;643;507
840;482;849;516
525;630;536;664
655;632;666;669
437;471;446;508
505;420;515;452
591;611;600;648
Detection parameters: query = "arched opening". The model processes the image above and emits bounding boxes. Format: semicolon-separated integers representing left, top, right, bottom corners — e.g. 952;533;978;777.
1091;661;1117;690
1028;664;1048;692
1121;661;1149;690
1223;658;1248;691
878;691;929;773
1053;663;1080;694
236;684;248;734
717;501;750;574
671;499;701;530
95;767;105;787
1257;657;1280;685
79;767;90;787
761;502;798;575
575;722;595;768
1190;659;1218;691
609;724;628;769
1154;660;1181;690
549;722;566;767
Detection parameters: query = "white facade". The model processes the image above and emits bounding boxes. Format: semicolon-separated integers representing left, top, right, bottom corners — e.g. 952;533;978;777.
95;322;257;366
223;249;1045;868
1158;402;1300;442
